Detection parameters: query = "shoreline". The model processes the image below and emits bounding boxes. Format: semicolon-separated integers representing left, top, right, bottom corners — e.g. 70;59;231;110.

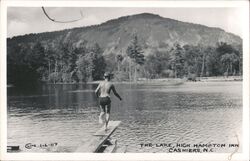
7;76;242;87
198;76;242;82
47;76;242;85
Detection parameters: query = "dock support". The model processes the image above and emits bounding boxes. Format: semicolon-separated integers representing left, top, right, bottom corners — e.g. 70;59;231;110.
76;121;121;152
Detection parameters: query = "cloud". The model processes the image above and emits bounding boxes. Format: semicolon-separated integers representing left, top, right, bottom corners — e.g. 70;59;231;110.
81;14;101;26
7;7;45;37
8;20;30;37
224;8;243;37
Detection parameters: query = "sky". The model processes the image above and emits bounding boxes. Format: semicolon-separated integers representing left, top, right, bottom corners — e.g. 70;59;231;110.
7;7;244;38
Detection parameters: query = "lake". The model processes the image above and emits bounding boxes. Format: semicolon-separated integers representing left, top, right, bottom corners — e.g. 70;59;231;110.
7;81;242;153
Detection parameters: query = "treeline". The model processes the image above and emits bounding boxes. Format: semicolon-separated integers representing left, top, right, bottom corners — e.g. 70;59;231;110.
7;35;242;85
143;42;242;79
7;39;106;85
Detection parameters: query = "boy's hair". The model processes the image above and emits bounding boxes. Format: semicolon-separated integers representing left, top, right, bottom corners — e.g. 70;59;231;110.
104;72;111;80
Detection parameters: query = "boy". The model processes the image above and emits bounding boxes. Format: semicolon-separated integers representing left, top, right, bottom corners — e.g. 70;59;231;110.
95;72;122;130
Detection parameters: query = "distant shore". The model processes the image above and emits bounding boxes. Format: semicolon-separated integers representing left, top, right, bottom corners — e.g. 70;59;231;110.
7;76;242;87
88;76;243;84
197;76;242;82
42;76;244;85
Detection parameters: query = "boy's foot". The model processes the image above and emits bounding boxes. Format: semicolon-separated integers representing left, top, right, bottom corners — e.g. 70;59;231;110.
101;125;108;132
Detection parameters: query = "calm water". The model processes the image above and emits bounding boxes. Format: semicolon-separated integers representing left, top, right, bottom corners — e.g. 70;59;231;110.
7;81;242;153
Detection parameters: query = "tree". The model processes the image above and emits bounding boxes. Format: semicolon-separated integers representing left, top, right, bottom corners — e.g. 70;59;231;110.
71;40;88;82
235;44;243;75
221;53;232;77
170;43;185;78
216;42;235;56
203;46;217;77
217;42;240;76
126;35;145;81
89;43;106;80
76;52;94;82
116;53;124;71
221;52;239;76
230;53;240;75
24;42;46;82
7;43;34;84
144;50;171;78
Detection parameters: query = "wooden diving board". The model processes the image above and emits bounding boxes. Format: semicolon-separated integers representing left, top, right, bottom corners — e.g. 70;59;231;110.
94;121;121;136
75;121;121;153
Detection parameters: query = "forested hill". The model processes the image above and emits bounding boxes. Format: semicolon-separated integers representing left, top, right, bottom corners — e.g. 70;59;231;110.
7;13;243;85
8;13;241;49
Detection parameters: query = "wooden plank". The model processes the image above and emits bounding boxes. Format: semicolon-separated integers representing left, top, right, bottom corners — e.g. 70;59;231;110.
103;139;117;153
75;121;121;153
94;121;121;136
7;146;20;151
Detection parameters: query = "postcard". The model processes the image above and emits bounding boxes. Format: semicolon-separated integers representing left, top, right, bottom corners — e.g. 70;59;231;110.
0;0;249;160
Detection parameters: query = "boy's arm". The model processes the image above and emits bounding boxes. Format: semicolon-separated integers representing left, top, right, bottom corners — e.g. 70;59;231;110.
111;85;122;101
95;83;101;97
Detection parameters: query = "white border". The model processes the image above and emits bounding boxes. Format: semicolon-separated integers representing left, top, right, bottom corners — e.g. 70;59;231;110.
0;0;249;161
1;0;249;7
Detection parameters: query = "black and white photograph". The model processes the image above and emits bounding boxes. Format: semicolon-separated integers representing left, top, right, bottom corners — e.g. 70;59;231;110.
1;0;249;160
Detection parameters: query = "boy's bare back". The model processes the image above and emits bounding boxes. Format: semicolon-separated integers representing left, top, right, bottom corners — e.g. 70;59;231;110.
95;81;122;101
99;81;113;97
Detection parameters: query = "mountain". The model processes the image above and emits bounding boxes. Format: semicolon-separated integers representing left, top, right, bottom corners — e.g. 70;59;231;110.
8;13;242;54
7;13;243;84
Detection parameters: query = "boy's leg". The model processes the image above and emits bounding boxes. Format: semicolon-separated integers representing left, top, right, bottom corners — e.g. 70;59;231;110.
104;104;111;131
99;105;105;124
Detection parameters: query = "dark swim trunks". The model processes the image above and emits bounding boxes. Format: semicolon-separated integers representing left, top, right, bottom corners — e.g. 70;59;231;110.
99;96;111;113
